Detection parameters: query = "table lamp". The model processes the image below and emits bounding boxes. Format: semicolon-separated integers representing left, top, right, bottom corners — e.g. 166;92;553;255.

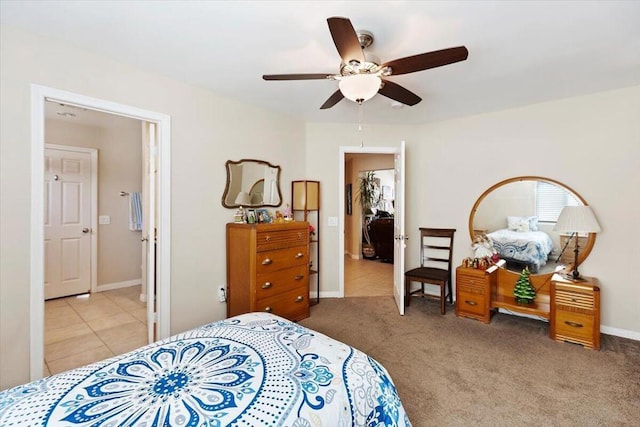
554;206;601;280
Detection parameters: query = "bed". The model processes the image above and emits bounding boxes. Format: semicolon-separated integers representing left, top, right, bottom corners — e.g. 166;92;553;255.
488;228;554;273
0;312;411;426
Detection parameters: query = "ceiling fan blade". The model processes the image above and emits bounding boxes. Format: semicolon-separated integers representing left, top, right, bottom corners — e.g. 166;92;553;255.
378;80;422;106
320;90;344;109
263;73;333;81
382;46;469;76
327;17;365;64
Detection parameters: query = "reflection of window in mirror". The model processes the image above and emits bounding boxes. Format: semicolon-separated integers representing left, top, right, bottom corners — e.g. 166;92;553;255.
535;181;580;222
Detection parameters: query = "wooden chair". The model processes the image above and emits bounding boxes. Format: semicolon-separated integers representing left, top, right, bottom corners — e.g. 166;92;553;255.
404;228;456;314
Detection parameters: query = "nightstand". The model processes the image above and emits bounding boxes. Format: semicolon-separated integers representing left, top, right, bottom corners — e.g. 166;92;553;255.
550;275;600;350
558;234;588;265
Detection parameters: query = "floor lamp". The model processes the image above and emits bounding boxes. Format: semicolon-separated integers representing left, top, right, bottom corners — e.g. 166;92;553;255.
553;206;601;280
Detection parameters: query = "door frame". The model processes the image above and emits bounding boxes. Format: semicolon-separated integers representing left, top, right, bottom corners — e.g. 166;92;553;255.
30;84;172;381
44;144;99;296
338;145;405;300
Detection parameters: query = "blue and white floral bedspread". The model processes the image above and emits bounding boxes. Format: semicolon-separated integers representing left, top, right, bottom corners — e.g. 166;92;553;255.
488;229;554;270
0;312;411;426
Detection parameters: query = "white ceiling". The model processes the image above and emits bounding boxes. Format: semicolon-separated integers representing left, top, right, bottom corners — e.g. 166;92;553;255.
3;1;640;126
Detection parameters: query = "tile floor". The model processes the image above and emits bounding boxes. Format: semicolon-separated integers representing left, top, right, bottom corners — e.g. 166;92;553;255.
44;285;148;376
344;255;393;297
42;262;390;376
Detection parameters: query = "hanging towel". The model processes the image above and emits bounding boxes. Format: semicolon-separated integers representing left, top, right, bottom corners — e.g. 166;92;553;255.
129;192;143;231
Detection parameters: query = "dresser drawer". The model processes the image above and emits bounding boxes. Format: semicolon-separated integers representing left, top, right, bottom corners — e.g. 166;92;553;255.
256;265;308;299
257;229;308;251
457;274;487;292
256;246;308;274
555;289;595;311
255;285;309;321
457;291;487;317
555;310;594;343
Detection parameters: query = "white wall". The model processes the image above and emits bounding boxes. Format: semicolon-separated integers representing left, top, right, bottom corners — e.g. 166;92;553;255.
0;26;305;389
306;86;640;338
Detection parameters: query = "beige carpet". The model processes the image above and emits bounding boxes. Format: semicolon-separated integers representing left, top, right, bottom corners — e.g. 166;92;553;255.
299;296;640;426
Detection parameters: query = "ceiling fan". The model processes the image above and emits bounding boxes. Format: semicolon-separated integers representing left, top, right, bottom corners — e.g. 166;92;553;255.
263;17;468;109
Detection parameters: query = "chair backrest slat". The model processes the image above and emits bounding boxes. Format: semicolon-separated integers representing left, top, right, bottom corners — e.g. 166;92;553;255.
419;228;456;270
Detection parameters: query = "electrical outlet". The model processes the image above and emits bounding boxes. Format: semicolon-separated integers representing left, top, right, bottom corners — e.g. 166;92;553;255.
218;287;226;303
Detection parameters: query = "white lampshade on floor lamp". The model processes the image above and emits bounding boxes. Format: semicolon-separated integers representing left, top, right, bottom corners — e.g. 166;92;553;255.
554;206;601;280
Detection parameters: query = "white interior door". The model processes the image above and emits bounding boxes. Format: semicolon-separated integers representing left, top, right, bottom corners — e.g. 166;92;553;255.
145;123;157;343
44;147;93;299
393;141;406;315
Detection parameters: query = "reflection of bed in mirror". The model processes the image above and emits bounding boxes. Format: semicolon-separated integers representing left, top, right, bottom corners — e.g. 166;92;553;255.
487;228;553;273
469;176;596;276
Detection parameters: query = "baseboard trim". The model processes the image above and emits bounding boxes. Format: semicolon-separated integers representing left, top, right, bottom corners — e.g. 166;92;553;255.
97;279;141;292
601;325;640;341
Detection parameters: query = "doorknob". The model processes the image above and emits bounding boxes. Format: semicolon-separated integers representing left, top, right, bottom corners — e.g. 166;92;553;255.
82;227;90;234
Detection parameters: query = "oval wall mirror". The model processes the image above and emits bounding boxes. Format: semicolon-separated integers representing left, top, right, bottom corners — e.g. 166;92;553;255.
222;159;282;208
468;176;596;276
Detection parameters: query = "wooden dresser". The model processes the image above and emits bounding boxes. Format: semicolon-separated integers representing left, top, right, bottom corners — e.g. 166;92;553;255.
550;275;600;350
226;222;310;321
456;266;601;350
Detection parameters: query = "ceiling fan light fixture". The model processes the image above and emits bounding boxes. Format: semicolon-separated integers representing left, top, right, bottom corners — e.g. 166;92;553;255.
338;74;381;103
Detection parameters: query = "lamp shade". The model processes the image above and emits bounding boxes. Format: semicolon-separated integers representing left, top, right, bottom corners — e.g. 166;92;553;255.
338;74;381;103
554;206;601;234
234;191;251;205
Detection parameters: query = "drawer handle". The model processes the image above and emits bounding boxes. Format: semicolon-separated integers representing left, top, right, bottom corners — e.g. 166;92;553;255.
298;232;303;239
264;306;272;313
265;235;271;242
262;282;272;289
564;320;583;328
294;275;304;281
295;252;304;259
295;296;304;303
262;258;273;265
465;300;478;306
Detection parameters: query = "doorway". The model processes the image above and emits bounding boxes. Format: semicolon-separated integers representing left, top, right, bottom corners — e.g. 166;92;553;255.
344;160;395;297
30;84;171;381
338;144;406;314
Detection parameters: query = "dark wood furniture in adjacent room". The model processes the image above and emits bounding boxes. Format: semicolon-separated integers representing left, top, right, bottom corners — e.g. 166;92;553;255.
226;222;310;321
369;217;394;262
405;228;456;315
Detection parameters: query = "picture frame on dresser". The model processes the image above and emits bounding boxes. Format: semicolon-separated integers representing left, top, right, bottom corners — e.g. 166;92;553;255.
247;209;256;224
256;208;271;223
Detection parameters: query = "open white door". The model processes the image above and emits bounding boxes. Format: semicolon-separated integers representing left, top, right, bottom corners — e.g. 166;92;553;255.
145;123;157;343
393;141;406;315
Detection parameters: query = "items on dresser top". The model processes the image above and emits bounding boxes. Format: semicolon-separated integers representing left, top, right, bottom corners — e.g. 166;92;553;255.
226;222;310;321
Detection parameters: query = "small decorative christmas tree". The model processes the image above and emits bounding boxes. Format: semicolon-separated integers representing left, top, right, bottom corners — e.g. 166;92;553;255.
513;267;536;304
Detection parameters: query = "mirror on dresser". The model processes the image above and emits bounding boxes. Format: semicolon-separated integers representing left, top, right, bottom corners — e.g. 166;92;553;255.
468;176;596;276
222;159;282;208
